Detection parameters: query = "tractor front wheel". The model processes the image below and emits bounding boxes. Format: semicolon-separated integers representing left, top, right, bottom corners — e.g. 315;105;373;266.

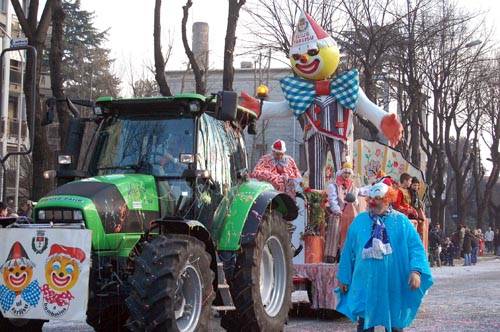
126;234;214;332
221;209;293;331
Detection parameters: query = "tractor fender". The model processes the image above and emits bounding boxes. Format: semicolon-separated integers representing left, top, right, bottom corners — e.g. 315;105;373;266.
240;191;298;246
215;180;298;251
157;219;218;292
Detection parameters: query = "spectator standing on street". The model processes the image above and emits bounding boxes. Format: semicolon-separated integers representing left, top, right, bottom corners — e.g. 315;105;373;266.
494;229;500;256
463;229;473;266
471;229;479;265
442;237;455;266
0;202;8;217
476;228;484;256
17;200;33;217
429;224;443;267
485;227;494;254
457;224;466;258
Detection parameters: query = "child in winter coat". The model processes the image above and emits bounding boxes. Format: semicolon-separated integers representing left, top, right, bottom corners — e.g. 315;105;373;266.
442;237;455;266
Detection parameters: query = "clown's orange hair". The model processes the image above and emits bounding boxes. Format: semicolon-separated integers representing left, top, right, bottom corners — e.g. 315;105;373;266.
382;186;398;204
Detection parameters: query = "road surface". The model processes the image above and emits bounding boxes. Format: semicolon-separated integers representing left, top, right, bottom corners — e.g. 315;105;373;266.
44;256;500;331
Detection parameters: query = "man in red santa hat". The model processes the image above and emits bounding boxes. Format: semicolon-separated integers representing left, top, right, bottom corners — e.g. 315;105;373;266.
250;139;302;198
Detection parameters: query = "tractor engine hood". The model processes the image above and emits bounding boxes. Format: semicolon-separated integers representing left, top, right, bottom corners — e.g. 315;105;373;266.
44;174;160;233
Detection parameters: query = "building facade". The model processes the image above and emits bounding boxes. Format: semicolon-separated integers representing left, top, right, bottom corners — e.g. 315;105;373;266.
0;1;52;207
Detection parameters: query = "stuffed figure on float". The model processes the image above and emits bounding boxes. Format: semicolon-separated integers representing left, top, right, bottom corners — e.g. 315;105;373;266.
241;9;403;262
241;10;403;190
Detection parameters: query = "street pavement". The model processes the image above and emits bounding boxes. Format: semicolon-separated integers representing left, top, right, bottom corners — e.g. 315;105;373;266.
44;256;500;332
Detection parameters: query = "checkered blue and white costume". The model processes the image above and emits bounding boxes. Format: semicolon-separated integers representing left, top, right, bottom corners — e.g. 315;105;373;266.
280;69;359;189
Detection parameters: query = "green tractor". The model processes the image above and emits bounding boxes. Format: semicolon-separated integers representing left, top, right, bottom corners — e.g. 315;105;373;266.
7;91;298;331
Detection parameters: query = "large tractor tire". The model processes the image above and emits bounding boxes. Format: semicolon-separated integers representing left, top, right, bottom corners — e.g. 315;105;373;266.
126;234;214;332
0;314;45;332
221;209;293;331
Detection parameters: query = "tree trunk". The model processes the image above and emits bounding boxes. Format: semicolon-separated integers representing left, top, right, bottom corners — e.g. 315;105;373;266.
477;161;499;229
223;0;246;91
181;0;205;94
50;0;69;148
410;99;421;166
454;175;466;224
153;0;172;96
25;43;54;199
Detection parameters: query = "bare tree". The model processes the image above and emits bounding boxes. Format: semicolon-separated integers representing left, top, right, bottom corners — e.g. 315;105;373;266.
153;0;172;96
181;0;205;94
243;0;342;58
49;0;69;147
223;0;246;91
11;0;55;199
338;0;403;140
476;58;500;228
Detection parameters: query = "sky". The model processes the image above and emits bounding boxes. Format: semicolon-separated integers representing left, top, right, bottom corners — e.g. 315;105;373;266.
80;0;500;90
80;0;498;170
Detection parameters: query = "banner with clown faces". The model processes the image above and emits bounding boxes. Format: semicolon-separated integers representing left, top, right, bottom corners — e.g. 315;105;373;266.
0;228;91;320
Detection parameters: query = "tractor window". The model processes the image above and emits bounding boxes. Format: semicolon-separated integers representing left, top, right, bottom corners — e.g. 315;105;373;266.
92;115;195;177
197;114;248;194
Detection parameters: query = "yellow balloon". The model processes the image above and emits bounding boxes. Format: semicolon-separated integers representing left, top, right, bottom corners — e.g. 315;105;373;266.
290;45;340;81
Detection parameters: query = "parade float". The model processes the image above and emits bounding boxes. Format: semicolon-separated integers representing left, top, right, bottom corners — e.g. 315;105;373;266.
242;9;428;311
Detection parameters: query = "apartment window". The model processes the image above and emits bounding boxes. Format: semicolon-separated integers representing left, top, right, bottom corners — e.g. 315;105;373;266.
9;59;22;85
8;96;17;119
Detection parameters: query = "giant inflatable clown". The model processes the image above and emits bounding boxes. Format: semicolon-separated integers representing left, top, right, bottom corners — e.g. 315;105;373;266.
242;10;403;190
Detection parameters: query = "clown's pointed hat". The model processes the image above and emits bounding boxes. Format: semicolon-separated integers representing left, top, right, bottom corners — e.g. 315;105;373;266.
2;241;34;268
7;241;30;261
290;10;337;55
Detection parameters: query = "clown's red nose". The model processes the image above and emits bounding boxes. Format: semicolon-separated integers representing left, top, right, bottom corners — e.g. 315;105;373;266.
299;54;308;63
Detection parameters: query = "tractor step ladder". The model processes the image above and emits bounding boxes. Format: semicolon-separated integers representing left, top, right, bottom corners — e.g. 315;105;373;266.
212;262;236;311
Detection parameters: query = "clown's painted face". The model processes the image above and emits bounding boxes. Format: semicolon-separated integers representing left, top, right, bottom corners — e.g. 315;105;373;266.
45;255;80;292
290;45;340;81
368;197;390;215
2;262;33;293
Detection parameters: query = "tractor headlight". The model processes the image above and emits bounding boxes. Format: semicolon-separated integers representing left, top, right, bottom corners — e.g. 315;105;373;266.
38;210;45;220
189;101;200;113
58;155;72;165
73;210;83;220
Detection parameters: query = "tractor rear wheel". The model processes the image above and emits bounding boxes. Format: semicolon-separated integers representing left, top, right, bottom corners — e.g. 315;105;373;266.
221;209;293;331
126;234;214;332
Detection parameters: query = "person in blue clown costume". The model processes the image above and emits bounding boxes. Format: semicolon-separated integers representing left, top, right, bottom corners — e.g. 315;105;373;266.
336;182;432;331
241;10;403;190
0;241;41;316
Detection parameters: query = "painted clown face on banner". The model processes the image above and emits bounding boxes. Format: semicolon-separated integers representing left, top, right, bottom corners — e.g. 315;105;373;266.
2;242;34;293
3;263;33;293
289;11;340;81
45;245;85;292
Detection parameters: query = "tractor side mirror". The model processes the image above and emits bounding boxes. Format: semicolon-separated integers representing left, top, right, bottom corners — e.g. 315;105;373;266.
43;98;56;126
216;91;237;122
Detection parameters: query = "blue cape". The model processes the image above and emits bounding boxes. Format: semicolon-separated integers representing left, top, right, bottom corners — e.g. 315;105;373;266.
336;210;433;330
